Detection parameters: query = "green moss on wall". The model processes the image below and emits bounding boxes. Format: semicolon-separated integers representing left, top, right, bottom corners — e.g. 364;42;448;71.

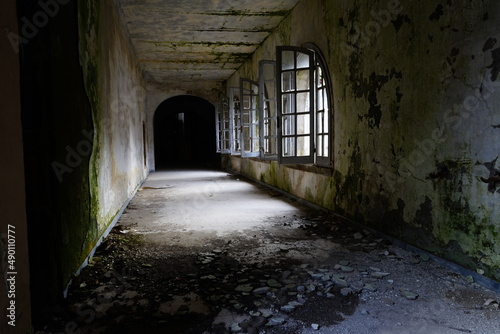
78;0;102;233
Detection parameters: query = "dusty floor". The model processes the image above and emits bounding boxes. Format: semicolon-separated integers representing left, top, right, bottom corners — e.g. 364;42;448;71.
36;169;499;334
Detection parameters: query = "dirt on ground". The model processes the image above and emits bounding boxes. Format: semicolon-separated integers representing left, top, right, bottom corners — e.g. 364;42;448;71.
33;171;500;334
35;211;499;334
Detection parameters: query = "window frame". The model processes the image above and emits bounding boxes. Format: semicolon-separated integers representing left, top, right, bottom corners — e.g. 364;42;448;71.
240;78;260;158
216;97;231;153
307;43;333;167
259;60;278;160
229;87;242;156
277;46;316;165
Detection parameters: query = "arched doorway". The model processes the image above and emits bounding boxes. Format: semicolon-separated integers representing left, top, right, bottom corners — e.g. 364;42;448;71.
154;95;220;169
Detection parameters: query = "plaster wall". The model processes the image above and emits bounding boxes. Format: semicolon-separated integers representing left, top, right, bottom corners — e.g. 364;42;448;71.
80;0;148;233
227;0;500;281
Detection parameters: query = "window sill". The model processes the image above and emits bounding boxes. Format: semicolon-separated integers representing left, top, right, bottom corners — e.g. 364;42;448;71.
283;163;333;176
246;157;333;176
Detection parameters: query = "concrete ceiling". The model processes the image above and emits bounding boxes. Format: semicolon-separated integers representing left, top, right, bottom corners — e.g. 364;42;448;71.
118;0;300;85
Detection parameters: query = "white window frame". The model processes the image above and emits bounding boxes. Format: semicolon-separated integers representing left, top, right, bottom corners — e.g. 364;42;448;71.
259;60;278;160
216;97;231;153
311;46;332;167
229;87;242;155
277;46;315;164
240;78;260;158
277;45;332;167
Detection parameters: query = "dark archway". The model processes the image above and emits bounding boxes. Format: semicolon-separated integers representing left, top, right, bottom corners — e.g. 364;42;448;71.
154;95;220;169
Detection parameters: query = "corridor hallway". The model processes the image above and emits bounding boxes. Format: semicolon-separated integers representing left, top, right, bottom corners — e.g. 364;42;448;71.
37;170;500;334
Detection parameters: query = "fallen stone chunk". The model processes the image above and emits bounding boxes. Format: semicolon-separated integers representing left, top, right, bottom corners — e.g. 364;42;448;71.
484;298;499;307
266;317;285;326
363;284;377;292
340;288;351;296
267;279;282;288
201;275;216;280
350;283;364;293
253;287;270;295
310;273;324;280
311;323;320;330
370;272;390;279
353;232;364;240
231;323;242;332
260;309;273;318
297;296;307;304
400;289;419;300
331;275;349;287
235;284;254;293
280;305;295;313
340;266;354;273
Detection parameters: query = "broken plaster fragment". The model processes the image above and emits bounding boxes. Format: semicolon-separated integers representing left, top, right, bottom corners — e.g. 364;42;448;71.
400;289;419;300
266;317;286;326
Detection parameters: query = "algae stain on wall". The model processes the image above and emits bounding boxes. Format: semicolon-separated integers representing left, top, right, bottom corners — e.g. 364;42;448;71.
229;0;500;282
79;0;103;236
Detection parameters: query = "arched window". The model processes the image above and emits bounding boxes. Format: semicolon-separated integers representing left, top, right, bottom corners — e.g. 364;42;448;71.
276;45;332;166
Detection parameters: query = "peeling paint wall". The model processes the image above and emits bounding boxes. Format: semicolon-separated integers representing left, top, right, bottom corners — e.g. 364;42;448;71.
17;0;150;306
80;0;148;234
227;0;500;281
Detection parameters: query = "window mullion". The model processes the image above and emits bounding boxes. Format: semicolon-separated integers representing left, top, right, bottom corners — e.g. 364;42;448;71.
277;46;315;164
259;60;278;160
229;87;241;155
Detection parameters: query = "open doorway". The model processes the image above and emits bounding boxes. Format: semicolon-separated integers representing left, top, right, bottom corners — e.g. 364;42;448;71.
154;95;220;169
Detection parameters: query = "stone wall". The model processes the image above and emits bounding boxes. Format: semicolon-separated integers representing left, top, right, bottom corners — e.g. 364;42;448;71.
227;0;500;282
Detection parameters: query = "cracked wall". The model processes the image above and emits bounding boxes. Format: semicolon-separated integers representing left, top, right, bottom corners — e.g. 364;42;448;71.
227;0;500;282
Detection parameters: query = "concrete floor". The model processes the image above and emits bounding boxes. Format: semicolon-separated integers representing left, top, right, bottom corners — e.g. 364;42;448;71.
46;169;500;334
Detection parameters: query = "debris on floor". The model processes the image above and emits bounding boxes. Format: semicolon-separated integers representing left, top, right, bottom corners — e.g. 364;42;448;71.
34;213;499;334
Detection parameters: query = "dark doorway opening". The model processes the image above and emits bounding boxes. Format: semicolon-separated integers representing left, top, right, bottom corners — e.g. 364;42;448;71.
154;95;220;169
